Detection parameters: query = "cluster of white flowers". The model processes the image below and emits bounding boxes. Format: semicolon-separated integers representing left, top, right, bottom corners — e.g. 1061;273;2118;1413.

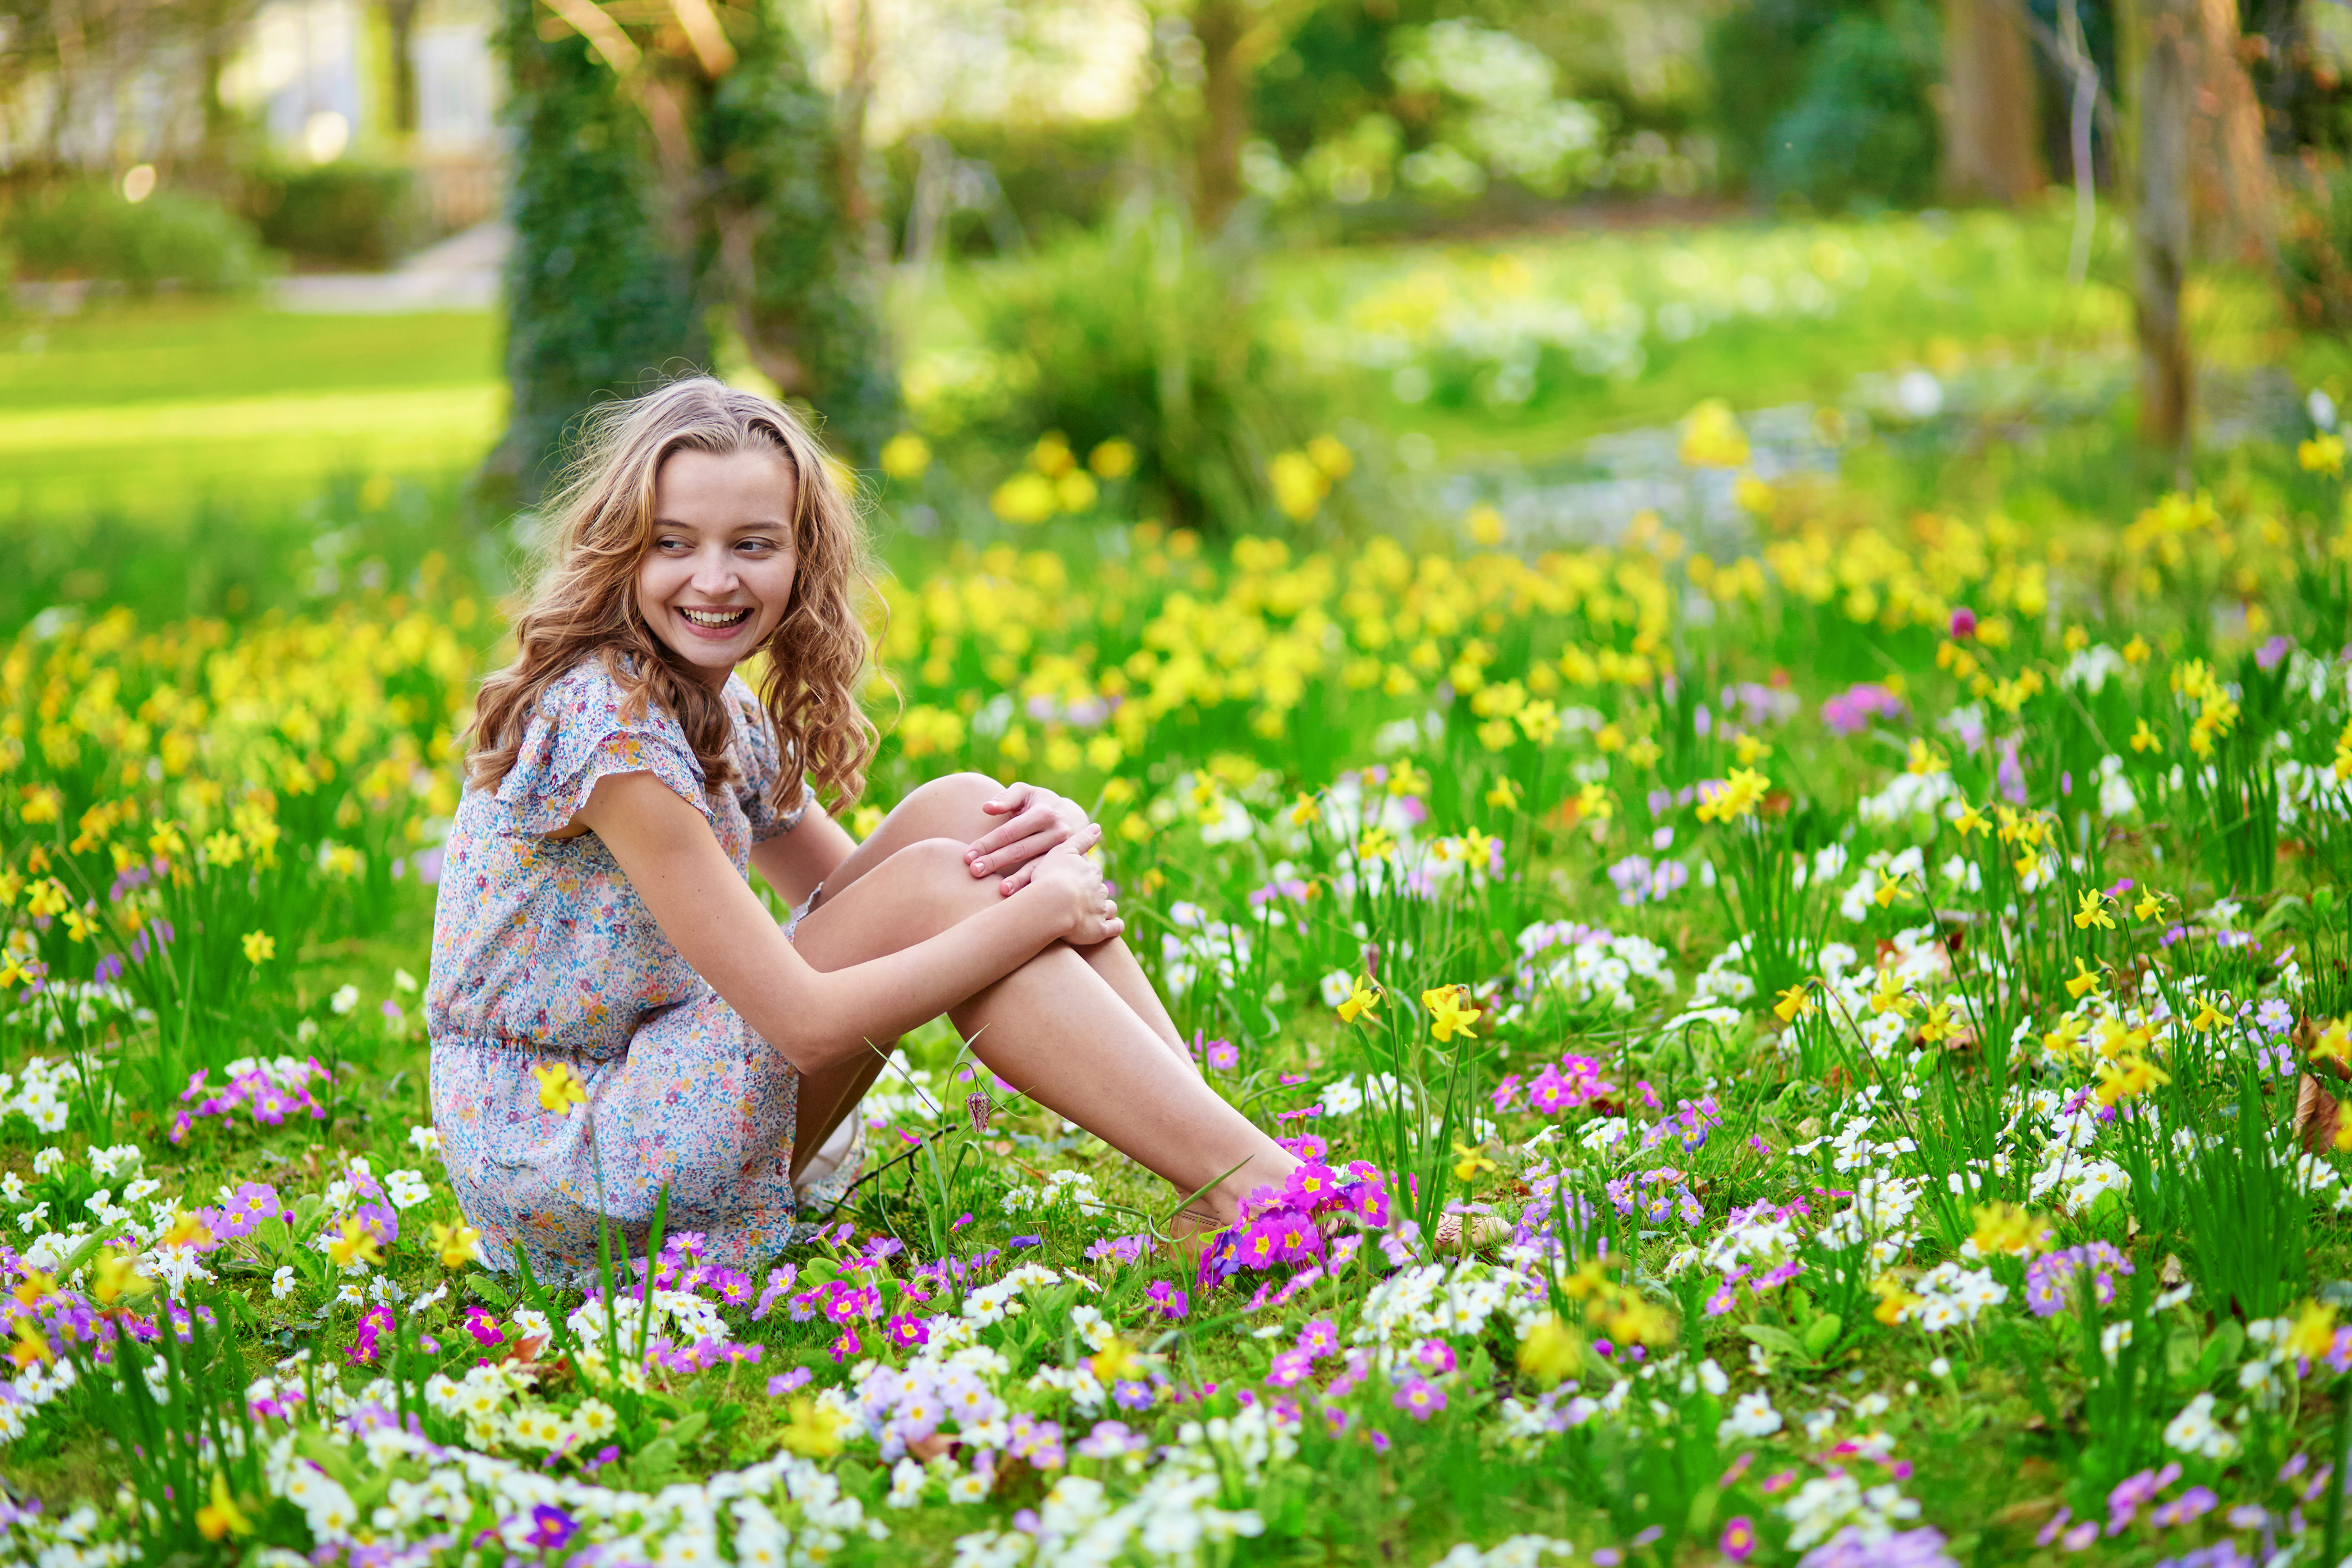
1780;1468;1924;1552
1351;1260;1543;1346
1506;920;1676;1016
0;1056;81;1134
1001;1168;1104;1218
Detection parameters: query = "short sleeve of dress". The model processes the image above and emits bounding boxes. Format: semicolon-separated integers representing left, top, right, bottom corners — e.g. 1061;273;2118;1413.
727;678;814;842
498;659;713;836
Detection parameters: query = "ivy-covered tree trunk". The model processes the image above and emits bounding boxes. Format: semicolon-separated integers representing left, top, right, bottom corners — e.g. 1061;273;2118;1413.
484;0;708;507
703;2;896;463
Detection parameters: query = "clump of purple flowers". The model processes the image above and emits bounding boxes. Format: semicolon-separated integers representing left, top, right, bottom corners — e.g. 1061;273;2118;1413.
171;1057;329;1144
2024;1242;2133;1317
1820;683;1909;737
1606;855;1691;907
1506;1053;1615;1116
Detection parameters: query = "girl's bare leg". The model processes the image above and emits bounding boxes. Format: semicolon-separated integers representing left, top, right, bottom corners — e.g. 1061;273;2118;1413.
810;772;1190;1061
785;837;1296;1221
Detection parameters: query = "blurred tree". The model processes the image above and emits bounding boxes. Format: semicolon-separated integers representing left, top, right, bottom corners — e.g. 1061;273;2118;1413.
1942;0;2045;200
1173;0;1319;230
1704;0;1942;209
485;0;892;505
2128;0;2193;464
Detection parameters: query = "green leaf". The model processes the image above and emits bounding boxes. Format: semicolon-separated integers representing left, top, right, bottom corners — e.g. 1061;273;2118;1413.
1801;1313;1843;1359
466;1272;511;1309
665;1410;707;1447
1739;1324;1807;1360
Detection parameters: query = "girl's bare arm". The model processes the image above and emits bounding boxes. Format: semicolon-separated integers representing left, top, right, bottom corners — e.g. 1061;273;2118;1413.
572;770;1109;1074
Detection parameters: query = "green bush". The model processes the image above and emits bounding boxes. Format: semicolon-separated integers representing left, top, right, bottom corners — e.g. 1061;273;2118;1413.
5;182;272;292
1761;3;1942;212
1704;0;1940;212
2278;157;2352;331
947;208;1309;531
241;161;419;268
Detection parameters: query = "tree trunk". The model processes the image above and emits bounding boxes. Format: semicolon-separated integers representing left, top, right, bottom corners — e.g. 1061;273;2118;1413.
2133;0;2195;464
384;0;423;139
1191;0;1247;232
1942;0;2045;204
484;0;708;507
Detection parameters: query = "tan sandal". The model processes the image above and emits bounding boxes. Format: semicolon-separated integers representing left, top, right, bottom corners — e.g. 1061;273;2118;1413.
1432;1212;1511;1255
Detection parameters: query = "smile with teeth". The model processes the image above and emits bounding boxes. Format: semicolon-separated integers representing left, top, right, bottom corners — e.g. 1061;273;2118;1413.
678;606;753;629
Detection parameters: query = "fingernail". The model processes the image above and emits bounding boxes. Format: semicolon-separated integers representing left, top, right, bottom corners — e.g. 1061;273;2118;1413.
973;860;987;873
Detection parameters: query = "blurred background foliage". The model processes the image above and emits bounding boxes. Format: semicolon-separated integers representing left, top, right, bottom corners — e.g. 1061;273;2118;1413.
1;0;2350;597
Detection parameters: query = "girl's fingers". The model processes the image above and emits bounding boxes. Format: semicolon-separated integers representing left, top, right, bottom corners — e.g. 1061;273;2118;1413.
968;806;1062;865
980;782;1033;817
968;822;1072;877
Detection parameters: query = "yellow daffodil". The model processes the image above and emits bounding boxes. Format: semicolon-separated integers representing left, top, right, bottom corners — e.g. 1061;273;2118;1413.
241;930;275;965
2129;718;2159;754
2073;890;2115;931
2299;433;2345;476
1695;767;1769;824
1484;777;1522;811
432;1220;483;1270
1773;983;1816;1024
2134;888;2167;922
779;1397;851;1458
1422;984;1483;1043
1516;1315;1582;1386
1356;827;1396;862
1952;803;1987;837
1905;739;1947;776
1451;1141;1497;1182
2093;1052;2170;1107
2189;999;2227;1034
195;1471;253;1542
328;1215;385;1271
8;1322;51;1369
1336;979;1381;1025
1288;793;1321;826
1968;1202;2048;1257
2312;1019;2352;1070
90;1251;149;1306
531;1061;587;1113
2064;959;2105;1000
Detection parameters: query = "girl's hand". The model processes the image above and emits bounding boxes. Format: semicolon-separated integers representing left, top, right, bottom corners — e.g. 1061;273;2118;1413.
1022;832;1121;944
966;781;1097;893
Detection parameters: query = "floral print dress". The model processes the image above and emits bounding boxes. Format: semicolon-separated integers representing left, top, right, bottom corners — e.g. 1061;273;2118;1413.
426;654;863;1279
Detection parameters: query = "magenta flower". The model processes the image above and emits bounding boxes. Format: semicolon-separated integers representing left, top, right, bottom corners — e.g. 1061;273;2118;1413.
887;1313;928;1350
1146;1280;1190;1320
1410;1338;1456;1376
1266;1349;1313;1389
1204;1040;1239;1071
1718;1516;1758;1560
1295;1317;1339;1358
1391;1378;1445;1419
1284;1163;1340;1208
1525;1066;1572;1115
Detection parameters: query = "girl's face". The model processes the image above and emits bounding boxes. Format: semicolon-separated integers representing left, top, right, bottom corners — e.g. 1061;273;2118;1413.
637;446;799;688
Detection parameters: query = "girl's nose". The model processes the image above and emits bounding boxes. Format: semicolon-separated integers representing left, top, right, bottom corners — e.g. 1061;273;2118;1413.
690;548;739;594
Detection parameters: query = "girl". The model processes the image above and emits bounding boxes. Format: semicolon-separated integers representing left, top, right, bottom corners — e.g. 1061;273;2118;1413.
427;377;1300;1277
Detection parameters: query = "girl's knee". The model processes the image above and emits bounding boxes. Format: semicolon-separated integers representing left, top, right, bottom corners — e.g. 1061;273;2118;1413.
890;837;1002;906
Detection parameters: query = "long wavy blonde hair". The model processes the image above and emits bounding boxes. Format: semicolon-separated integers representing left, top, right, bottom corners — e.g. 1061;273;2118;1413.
468;377;877;816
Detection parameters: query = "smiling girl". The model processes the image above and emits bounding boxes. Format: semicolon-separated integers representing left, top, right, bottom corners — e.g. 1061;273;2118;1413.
427;378;1298;1277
